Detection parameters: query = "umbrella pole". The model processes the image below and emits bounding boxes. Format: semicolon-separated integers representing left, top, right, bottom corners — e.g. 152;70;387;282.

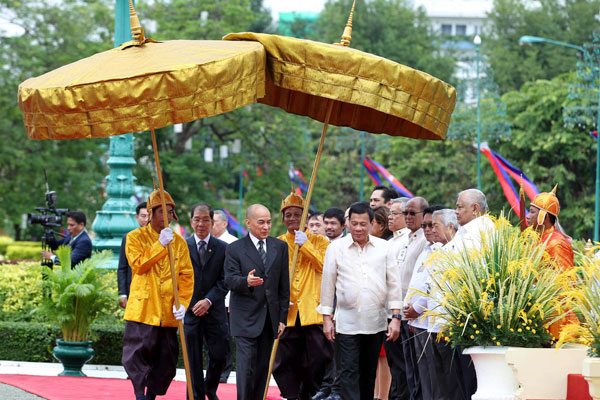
151;128;194;400
262;100;335;400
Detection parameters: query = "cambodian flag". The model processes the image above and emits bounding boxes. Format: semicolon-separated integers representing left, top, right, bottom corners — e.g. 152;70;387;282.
221;208;247;236
362;157;413;198
479;143;539;215
288;164;309;194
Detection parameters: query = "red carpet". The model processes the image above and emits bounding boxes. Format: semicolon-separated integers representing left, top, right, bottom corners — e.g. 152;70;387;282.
0;374;283;400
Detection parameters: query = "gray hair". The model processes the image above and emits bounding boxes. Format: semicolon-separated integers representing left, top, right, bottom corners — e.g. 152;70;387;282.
213;209;228;224
458;188;488;213
433;209;459;231
390;197;409;205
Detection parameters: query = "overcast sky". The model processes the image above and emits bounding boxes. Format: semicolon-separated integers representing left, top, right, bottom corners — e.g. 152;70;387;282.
263;0;326;19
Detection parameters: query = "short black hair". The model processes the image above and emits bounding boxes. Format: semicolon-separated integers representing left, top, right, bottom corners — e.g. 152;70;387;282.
423;205;446;216
190;203;214;219
348;201;374;222
323;207;345;225
67;211;86;226
135;202;147;215
308;212;323;220
373;185;397;203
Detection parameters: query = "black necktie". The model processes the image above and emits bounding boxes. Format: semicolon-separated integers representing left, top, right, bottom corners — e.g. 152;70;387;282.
198;240;207;265
258;240;266;265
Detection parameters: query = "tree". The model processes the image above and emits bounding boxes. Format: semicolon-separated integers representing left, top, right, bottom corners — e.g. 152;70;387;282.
0;0;113;238
485;0;600;93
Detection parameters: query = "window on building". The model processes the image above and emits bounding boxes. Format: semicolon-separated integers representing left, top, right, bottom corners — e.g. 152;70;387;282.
441;24;452;35
456;24;467;36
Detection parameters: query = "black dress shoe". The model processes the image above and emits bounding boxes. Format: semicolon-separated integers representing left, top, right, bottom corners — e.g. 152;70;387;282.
311;390;330;400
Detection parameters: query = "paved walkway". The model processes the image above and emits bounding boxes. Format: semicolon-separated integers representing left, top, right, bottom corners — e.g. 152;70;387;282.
0;383;45;399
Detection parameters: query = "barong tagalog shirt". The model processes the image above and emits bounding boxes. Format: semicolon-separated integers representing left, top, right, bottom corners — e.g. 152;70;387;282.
390;228;428;306
447;215;495;252
278;230;330;327
317;235;402;335
405;243;441;330
124;224;194;327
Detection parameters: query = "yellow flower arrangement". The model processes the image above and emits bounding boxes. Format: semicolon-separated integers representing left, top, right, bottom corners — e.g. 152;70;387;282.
428;215;572;348
557;254;600;356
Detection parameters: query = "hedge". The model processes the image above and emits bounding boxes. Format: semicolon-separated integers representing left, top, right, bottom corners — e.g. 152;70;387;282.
6;245;42;260
0;236;14;255
0;321;237;369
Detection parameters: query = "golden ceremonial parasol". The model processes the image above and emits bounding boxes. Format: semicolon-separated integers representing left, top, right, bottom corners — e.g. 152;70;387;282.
225;2;457;398
18;2;266;397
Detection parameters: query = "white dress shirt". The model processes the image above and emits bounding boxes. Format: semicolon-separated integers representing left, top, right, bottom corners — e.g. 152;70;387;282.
391;229;428;305
317;235;402;335
405;243;441;330
217;231;238;244
249;233;267;256
448;215;495;252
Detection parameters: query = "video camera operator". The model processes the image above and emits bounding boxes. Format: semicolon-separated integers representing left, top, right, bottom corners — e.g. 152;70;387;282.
41;211;92;268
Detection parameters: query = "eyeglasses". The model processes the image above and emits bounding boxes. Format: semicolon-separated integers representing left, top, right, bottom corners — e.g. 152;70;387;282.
402;211;424;216
421;222;433;229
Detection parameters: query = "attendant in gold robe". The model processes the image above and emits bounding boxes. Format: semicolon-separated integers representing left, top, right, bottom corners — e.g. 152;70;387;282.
273;191;333;400
122;189;194;400
526;185;575;339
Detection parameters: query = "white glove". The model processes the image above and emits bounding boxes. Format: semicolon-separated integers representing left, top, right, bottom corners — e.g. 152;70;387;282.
294;230;308;246
172;304;185;321
159;228;174;247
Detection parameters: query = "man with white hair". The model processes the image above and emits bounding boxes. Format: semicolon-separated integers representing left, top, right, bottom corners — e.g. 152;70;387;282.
212;210;238;244
451;188;494;251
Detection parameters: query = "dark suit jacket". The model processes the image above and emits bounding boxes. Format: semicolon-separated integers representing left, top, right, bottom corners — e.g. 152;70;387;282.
224;235;290;338
49;230;93;267
117;235;132;297
184;235;228;326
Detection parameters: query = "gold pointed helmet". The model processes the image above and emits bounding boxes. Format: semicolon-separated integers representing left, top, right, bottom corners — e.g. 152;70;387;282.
280;190;305;213
531;185;560;225
147;188;178;221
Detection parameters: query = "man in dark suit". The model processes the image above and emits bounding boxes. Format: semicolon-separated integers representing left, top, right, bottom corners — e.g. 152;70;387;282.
118;202;149;309
184;203;229;400
42;210;92;268
224;204;290;400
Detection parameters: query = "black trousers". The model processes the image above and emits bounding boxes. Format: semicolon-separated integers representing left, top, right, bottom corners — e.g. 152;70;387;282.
411;327;432;400
336;332;384;400
384;320;410;400
235;314;275;400
185;316;230;400
273;319;333;399
122;321;178;396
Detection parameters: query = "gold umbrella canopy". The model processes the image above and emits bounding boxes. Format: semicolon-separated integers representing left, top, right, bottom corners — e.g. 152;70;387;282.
18;39;265;140
223;32;456;140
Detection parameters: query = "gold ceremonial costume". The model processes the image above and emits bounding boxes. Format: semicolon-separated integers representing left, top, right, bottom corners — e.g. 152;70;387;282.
124;224;194;327
278;230;329;327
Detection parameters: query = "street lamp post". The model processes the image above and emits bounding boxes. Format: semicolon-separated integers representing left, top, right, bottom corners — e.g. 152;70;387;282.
474;34;482;190
519;35;600;241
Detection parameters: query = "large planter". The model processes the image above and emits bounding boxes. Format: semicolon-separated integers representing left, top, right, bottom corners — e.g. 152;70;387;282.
464;346;518;400
583;357;600;400
505;346;588;399
52;339;95;377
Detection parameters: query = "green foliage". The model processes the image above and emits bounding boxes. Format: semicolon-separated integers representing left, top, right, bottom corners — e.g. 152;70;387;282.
430;216;570;348
0;262;45;322
485;0;600;93
0;321;125;365
0;236;14;255
38;247;115;341
6;244;42;260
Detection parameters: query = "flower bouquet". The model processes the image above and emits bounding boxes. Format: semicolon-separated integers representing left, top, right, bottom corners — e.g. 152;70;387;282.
429;216;572;348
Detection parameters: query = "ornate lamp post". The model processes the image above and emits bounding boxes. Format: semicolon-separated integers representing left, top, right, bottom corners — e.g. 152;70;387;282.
474;34;482;190
519;35;600;241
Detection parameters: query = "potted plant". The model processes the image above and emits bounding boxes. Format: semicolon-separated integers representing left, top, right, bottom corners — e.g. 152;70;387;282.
558;254;600;399
429;216;575;400
38;246;113;376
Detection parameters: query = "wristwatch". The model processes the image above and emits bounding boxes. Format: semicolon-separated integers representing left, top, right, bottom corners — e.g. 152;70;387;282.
391;313;402;320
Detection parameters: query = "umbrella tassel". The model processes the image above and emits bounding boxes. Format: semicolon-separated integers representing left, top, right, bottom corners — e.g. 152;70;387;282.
263;99;335;400
151;128;194;400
